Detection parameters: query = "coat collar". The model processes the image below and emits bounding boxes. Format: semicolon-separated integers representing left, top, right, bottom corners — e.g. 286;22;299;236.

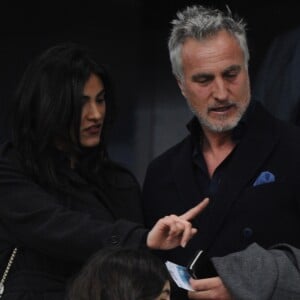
171;102;280;251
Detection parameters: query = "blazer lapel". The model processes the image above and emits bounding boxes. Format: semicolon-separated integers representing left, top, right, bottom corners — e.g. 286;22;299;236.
172;136;204;212
172;103;281;251
222;105;280;202
203;104;280;250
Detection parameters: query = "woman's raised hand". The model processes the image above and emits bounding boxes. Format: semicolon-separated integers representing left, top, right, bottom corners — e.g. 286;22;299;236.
147;198;209;250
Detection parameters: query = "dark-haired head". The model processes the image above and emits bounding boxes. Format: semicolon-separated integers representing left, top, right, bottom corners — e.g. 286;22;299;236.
12;43;115;187
67;248;171;300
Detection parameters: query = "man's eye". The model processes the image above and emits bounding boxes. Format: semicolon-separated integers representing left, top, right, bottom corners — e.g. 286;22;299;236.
227;73;237;77
192;75;213;84
194;78;212;84
198;79;210;84
224;71;238;79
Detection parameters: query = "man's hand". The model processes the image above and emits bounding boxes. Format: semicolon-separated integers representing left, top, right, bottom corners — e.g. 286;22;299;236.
188;277;233;300
146;198;209;250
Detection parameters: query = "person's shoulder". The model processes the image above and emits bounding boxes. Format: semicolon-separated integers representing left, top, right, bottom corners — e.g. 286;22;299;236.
253;102;300;136
147;135;192;169
261;107;300;151
277;119;300;143
103;160;140;189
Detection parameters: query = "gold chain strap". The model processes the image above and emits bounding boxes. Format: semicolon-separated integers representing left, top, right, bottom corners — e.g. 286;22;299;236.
0;248;18;298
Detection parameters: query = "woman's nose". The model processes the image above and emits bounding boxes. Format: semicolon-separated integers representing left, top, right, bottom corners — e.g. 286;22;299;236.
87;102;102;119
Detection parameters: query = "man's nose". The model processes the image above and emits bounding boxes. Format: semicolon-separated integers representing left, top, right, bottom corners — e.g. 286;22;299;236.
212;79;229;101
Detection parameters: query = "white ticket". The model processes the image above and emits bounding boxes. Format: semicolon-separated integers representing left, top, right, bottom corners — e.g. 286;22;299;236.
165;261;194;291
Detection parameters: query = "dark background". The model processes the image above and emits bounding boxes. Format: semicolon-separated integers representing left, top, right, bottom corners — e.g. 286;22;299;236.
0;1;299;183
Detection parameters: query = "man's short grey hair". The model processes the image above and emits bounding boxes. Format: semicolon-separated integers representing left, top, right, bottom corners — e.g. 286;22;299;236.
168;5;249;81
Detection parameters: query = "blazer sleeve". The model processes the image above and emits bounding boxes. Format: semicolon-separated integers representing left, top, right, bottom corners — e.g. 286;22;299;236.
211;243;300;300
0;152;148;263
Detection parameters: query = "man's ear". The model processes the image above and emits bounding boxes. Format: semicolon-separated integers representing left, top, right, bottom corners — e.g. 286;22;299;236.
176;77;186;97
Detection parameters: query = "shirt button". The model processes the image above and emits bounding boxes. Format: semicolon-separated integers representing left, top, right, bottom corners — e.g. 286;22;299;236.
110;235;120;246
243;227;253;239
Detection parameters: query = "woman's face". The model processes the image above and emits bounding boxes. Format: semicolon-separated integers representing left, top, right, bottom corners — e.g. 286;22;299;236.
156;281;171;300
80;73;106;147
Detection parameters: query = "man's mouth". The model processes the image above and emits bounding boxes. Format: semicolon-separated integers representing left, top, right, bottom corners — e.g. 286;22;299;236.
209;104;235;113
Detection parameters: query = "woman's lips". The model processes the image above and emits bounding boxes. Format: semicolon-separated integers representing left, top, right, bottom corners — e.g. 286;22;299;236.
84;124;101;134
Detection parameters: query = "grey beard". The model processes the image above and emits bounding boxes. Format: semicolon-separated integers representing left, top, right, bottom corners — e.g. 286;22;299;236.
187;102;246;133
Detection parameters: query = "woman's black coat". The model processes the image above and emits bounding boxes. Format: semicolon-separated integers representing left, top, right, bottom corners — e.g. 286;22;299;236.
0;142;146;299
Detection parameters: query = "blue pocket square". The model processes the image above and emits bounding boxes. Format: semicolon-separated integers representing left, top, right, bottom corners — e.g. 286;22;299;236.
253;171;275;187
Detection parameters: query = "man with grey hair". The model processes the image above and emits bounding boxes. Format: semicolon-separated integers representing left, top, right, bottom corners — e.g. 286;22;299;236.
142;4;300;299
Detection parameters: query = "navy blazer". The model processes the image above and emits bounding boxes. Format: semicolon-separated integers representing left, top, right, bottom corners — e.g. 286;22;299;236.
142;102;300;281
